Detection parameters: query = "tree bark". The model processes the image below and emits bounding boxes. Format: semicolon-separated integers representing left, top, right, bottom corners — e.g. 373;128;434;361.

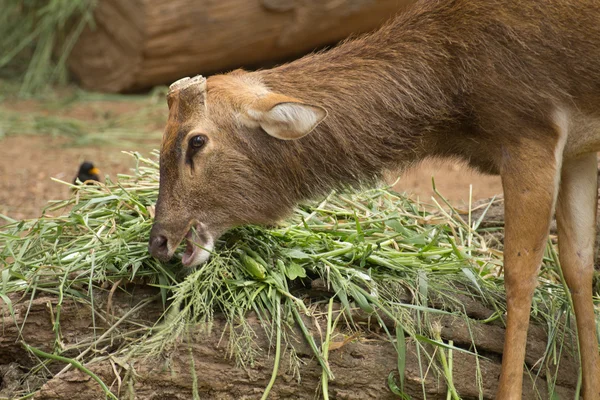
68;0;415;93
0;283;579;399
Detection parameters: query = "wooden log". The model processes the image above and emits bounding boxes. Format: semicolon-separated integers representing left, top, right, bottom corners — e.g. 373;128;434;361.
68;0;415;93
0;284;579;399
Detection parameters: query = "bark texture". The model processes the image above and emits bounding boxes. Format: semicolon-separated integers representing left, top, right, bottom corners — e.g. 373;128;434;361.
68;0;415;92
0;282;580;399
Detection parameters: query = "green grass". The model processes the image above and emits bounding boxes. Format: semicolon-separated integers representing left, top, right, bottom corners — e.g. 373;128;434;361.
0;151;596;399
0;0;96;95
0;82;166;147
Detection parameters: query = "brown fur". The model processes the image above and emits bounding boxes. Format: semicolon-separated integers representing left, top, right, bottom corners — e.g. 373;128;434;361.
150;1;600;397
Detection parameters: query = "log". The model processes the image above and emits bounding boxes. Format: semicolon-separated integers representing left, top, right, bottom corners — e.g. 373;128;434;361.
0;284;579;399
68;0;415;93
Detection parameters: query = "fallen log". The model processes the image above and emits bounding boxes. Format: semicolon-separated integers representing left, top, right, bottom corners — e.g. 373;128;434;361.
68;0;415;93
0;283;579;399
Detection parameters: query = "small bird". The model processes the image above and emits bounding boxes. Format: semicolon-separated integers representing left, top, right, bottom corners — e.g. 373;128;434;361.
74;161;101;185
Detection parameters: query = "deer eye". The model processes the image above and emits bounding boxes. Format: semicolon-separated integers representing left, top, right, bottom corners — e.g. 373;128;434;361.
189;135;207;150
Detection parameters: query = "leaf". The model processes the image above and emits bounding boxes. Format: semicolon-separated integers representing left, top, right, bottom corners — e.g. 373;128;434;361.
0;293;14;315
349;285;374;313
387;371;411;399
158;274;168;306
386;219;404;233
396;324;406;393
353;211;364;240
88;195;120;205
2;268;10;293
461;267;483;295
285;248;311;260
285;262;307;281
414;334;480;357
401;233;428;246
131;261;142;278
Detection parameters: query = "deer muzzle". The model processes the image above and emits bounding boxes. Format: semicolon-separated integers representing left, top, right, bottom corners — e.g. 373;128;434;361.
148;221;214;267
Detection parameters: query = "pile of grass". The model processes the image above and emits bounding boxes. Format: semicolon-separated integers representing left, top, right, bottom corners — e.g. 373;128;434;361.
0;0;96;95
0;152;590;399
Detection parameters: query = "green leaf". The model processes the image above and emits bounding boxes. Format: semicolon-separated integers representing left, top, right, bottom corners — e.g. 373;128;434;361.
396;324;407;393
387;371;411;399
385;219;404;233
285;248;311;260
284;262;307;281
0;293;14;315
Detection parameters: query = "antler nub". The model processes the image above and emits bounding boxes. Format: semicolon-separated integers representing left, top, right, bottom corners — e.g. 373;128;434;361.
166;75;207;109
168;75;206;95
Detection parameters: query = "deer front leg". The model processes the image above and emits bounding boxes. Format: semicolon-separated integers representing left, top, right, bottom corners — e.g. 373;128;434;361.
496;136;563;399
556;153;600;399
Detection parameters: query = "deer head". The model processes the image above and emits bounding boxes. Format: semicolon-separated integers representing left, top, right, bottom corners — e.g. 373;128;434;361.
148;73;327;267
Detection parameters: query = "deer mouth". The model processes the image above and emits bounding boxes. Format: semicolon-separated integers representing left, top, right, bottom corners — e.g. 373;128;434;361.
180;223;214;267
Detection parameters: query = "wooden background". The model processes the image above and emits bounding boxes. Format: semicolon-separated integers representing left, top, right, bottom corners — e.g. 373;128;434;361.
68;0;415;92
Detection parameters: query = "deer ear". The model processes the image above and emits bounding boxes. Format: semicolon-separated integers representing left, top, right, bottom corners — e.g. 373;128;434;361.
248;94;327;140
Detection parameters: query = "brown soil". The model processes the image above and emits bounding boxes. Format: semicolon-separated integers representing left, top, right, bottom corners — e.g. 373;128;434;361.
0;135;139;220
0;95;162;220
395;160;501;205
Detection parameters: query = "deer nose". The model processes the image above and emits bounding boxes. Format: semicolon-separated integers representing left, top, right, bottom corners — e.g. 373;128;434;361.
148;232;170;261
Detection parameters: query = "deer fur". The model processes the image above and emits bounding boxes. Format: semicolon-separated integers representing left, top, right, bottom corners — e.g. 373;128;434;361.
150;0;600;398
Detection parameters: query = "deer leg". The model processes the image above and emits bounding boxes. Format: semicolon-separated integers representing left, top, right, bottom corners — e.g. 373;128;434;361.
555;152;600;399
496;136;564;399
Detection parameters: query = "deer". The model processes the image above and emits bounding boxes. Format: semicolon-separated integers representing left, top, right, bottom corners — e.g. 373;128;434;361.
148;0;600;398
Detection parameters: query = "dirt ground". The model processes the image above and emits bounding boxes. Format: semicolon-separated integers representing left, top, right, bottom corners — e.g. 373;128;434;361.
0;96;502;221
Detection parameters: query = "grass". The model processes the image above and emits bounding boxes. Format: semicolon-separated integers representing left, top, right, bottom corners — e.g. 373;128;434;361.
0;0;96;95
0;151;597;399
0;81;166;147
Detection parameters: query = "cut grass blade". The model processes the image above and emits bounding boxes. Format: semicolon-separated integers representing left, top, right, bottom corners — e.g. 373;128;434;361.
22;342;118;400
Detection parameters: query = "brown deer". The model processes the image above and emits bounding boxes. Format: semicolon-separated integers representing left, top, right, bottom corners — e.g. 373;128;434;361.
148;0;600;397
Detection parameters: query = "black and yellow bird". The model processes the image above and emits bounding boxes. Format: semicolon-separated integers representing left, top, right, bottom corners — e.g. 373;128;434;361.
74;161;101;185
